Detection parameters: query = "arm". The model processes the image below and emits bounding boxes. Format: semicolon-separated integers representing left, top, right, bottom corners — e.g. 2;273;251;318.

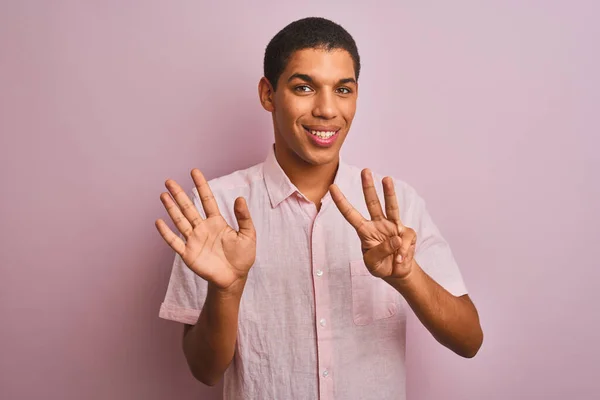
183;277;246;386
155;169;256;385
385;263;483;358
329;169;483;358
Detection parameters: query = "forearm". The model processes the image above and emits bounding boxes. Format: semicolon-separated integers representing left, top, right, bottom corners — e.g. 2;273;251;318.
183;277;246;385
385;263;483;358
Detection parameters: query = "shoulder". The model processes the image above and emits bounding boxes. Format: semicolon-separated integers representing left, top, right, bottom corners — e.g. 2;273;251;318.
202;162;264;197
189;161;265;215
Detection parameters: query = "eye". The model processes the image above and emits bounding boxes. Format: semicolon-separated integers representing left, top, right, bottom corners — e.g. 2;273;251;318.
294;85;313;93
336;87;352;95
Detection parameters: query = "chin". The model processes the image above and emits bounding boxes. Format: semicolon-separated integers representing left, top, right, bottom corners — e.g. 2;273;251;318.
297;145;341;166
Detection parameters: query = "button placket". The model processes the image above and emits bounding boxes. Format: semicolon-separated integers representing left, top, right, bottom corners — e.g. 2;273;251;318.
311;215;334;399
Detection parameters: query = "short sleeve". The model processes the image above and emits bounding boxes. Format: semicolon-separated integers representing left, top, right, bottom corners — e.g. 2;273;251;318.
158;189;209;325
401;183;468;297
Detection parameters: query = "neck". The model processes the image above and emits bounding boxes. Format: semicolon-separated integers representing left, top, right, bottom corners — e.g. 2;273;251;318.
273;143;339;205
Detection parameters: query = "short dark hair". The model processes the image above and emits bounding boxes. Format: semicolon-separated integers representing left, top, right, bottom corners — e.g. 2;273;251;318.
263;17;361;90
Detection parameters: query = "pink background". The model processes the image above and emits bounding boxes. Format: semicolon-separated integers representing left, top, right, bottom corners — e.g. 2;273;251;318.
1;1;598;399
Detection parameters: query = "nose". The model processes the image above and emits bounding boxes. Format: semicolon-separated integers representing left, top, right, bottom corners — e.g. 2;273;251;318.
312;91;336;120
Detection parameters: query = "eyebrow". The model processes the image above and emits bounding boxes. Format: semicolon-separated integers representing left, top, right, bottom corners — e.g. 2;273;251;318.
287;73;357;85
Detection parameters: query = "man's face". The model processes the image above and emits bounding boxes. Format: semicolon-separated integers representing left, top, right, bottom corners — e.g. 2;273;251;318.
264;48;358;167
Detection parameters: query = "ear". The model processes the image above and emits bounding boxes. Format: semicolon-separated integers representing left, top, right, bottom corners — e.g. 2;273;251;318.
258;77;276;112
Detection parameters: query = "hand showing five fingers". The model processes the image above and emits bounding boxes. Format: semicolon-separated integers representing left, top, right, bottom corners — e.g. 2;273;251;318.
155;169;257;291
330;169;417;280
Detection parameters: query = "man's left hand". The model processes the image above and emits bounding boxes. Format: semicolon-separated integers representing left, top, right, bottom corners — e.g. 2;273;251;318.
329;169;417;281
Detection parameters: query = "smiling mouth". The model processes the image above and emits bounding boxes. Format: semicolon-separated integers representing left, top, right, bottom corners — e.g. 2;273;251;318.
302;126;340;139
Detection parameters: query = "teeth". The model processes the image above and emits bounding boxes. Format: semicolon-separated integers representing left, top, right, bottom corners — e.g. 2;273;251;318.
310;130;336;139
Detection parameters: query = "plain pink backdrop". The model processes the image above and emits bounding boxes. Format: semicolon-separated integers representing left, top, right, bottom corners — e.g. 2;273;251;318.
1;1;598;399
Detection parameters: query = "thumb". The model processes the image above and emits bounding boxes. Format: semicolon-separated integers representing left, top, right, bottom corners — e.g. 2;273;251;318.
364;236;401;269
234;197;256;240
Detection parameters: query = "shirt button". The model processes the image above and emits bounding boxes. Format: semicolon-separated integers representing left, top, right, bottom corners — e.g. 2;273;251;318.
323;369;329;377
319;318;326;327
316;269;323;277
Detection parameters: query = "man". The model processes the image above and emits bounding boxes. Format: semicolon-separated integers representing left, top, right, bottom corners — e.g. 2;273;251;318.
156;17;483;400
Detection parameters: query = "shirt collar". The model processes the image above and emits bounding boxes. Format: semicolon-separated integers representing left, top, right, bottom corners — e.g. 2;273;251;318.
263;144;352;209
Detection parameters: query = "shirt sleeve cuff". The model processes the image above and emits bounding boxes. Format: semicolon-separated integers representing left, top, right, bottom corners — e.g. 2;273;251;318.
159;303;202;325
444;281;469;297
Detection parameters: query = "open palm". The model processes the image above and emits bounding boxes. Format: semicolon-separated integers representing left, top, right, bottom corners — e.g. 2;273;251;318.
155;169;256;290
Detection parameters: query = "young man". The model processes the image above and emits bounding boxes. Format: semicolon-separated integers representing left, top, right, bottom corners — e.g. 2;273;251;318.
156;17;483;400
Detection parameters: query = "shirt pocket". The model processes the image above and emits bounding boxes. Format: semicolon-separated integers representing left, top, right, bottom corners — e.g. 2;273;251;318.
350;259;398;326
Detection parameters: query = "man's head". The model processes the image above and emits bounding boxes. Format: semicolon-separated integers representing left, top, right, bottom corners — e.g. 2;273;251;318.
259;17;360;168
263;17;361;91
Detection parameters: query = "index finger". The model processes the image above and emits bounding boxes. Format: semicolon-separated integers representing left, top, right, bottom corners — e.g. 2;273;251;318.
329;184;367;232
191;169;221;218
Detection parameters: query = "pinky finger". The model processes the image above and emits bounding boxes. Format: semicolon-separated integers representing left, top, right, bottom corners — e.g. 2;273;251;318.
407;243;416;263
155;219;186;255
396;243;416;265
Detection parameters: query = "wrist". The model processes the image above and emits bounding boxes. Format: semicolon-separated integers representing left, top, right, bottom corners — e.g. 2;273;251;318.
383;261;421;294
212;275;247;298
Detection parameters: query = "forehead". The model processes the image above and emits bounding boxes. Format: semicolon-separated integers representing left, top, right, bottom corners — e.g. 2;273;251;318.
282;48;356;81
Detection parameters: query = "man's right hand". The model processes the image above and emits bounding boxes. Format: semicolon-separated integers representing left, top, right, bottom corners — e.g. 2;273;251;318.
155;169;257;291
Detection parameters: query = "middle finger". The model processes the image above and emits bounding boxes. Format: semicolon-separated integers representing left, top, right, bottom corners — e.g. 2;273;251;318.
362;169;385;221
165;179;203;228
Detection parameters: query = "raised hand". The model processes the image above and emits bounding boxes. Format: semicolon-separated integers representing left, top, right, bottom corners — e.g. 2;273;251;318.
155;169;257;290
329;169;417;280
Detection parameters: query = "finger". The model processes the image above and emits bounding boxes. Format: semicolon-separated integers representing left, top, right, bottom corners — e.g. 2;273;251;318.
165;179;203;228
191;169;221;218
361;169;385;221
382;177;402;225
364;236;402;270
399;228;417;262
155;219;186;255
234;197;256;240
329;183;368;232
160;191;194;237
407;242;416;263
